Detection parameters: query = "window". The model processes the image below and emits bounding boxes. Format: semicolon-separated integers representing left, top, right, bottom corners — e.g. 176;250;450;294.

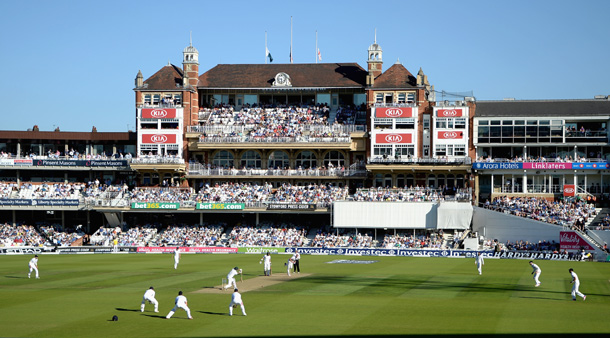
152;94;160;105
423;115;430;129
407;93;415;103
373;145;392;158
436;118;448;129
397;93;406;103
240;150;261;169
144;95;151;105
296;151;317;169
376;93;383;103
396;119;415;129
268;151;289;169
435;145;447;156
395;145;415;157
454;145;466;156
385;93;393;104
454;118;466;129
212;150;234;168
324;151;345;167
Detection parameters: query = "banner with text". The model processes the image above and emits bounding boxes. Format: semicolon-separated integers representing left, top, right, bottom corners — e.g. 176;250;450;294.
141;108;177;119
267;204;317;211
560;231;595;250
375;107;413;118
473;162;610;170
0;199;80;206
238;247;286;254
136;247;237;253
375;133;413;144
196;203;245;210
131;202;180;210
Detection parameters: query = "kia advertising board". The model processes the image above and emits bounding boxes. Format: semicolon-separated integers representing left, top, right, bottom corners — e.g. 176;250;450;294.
141;134;177;144
375;107;413;118
437;131;464;139
375;133;413;144
436;108;463;117
563;184;575;197
141;108;176;119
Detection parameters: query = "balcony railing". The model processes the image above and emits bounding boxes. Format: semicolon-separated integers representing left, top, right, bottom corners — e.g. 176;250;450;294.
131;157;185;164
187;164;367;177
197;136;351;144
368;156;472;165
187;124;365;134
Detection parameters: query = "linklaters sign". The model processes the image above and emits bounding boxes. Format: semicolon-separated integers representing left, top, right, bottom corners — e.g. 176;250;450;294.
131;202;180;209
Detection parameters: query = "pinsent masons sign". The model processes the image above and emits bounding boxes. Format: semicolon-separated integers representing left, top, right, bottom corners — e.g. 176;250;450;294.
375;107;413;118
141;108;177;119
559;231;594;250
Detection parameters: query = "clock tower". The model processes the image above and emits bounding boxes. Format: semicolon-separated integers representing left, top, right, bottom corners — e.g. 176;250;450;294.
182;40;199;128
366;32;383;87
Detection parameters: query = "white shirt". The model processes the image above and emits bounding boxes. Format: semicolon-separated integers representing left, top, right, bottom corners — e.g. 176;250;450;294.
29;257;38;267
571;271;580;284
144;289;155;299
231;292;243;304
175;295;188;307
227;269;239;279
531;263;541;273
262;255;271;264
476;255;484;265
174;249;180;260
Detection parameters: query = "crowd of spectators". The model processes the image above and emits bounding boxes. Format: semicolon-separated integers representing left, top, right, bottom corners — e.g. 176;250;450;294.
268;183;349;206
151;224;224;247
381;230;446;249
352;187;445;202
484;196;596;227
18;182;85;200
226;223;306;247
127;187;193;203
0;182;18;198
310;231;373;248
0;223;46;247
115;225;158;247
39;225;83;246
194;182;273;203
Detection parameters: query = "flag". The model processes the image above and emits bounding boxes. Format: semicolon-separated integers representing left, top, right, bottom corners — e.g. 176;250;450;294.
266;47;273;63
290;50;293;63
317;48;322;61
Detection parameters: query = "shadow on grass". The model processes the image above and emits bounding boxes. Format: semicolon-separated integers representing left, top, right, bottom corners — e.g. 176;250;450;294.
5;276;26;279
116;308;140;312
143;314;168;319
197;310;227;316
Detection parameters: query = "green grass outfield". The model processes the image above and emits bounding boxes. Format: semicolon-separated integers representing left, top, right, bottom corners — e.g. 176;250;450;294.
1;253;609;337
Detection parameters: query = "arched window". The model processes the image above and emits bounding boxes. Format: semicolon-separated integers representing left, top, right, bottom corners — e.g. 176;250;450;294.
142;173;151;186
240;150;261;169
406;174;415;188
437;174;446;189
396;174;405;188
456;174;465;189
295;151;317;169
384;174;392;188
212;150;234;168
323;151;345;168
446;174;455;188
374;174;383;187
427;174;436;189
268;151;289;169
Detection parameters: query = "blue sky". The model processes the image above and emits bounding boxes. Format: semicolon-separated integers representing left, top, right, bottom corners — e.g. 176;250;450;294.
1;0;609;132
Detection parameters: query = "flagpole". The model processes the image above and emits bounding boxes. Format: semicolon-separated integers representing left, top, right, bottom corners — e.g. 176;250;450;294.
290;16;293;64
315;30;318;64
265;31;268;64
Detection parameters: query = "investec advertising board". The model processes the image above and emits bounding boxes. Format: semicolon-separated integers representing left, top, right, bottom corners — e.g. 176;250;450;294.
131;202;180;209
473;162;610;170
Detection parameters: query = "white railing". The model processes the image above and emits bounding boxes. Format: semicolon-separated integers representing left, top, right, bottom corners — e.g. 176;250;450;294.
187;164;366;177
131;157;185;164
368;156;472;165
187;124;365;134
198;136;351;143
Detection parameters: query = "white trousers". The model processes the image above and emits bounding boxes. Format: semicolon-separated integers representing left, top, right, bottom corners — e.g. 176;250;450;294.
229;301;246;316
533;272;541;285
476;264;482;275
224;277;237;289
571;282;585;299
141;296;158;312
166;304;191;319
174;259;179;269
28;266;39;278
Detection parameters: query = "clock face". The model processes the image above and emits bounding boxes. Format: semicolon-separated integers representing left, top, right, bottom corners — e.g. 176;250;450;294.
277;74;286;84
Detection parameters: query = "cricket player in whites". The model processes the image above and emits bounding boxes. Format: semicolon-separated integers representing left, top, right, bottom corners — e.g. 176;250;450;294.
141;286;159;313
569;268;586;301
229;288;247;316
260;252;271;276
28;255;39;279
223;267;242;290
286;257;295;276
529;261;541;287
475;252;484;275
173;247;181;270
166;291;192;319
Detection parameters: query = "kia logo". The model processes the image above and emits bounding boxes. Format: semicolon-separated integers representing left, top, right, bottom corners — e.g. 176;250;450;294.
150;135;168;143
385;108;403;117
563;187;574;194
385;134;403;143
442;132;459;139
440;109;459;117
150;109;168;118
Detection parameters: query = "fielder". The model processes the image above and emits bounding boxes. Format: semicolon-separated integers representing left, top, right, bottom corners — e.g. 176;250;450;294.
569;268;586;301
173;247;181;270
166;291;192;319
229;288;247;316
260;252;271;276
141;286;159;313
286;257;295;276
28;255;39;279
475;252;484;275
223;267;242;290
529;261;541;287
